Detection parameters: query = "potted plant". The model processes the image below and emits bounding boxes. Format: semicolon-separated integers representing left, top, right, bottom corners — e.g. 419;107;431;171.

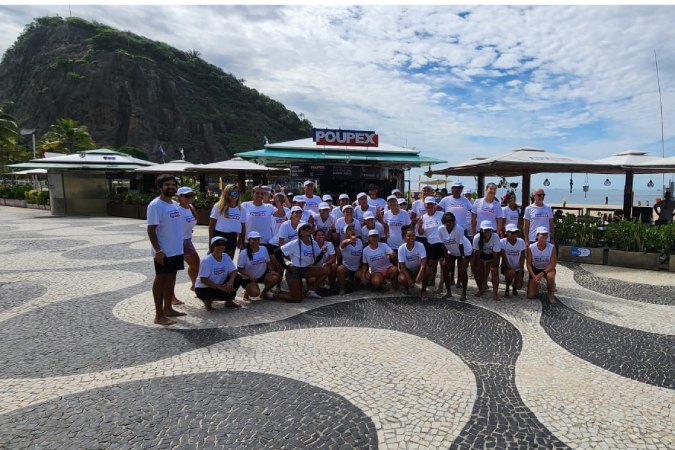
192;193;219;225
555;213;604;264
605;219;665;270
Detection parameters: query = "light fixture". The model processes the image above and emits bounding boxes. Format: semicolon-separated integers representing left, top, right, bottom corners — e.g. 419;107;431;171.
509;182;519;189
604;178;611;186
543;178;550;186
647;180;654;188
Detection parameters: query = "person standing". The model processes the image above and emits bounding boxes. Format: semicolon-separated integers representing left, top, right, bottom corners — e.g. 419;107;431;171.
147;174;187;326
175;186;200;296
417;197;445;294
241;185;276;252
523;188;555;246
471;182;504;237
302;180;321;213
383;195;411;250
654;191;675;225
367;184;387;211
209;184;243;260
502;192;521;235
411;185;433;247
438;181;473;237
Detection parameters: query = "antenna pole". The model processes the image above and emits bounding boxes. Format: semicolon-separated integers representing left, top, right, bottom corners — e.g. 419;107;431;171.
655;50;666;194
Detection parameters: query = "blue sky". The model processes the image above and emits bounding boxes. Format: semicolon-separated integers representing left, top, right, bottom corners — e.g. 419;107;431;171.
1;4;674;192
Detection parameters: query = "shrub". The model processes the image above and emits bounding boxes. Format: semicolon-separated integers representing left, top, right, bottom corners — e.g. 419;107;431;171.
192;193;219;210
553;213;603;247
605;219;668;253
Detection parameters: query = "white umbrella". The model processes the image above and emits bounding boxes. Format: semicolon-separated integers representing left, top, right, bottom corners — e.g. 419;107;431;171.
596;150;660;167
134;160;201;173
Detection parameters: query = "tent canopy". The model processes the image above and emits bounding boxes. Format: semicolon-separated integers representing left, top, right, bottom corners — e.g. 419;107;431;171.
134;159;198;173
185;157;288;174
9;149;156;170
633;155;675;170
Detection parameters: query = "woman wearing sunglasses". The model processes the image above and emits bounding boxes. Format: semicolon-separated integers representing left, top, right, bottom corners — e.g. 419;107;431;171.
175;186;200;301
195;236;241;311
236;231;280;301
209;184;243;260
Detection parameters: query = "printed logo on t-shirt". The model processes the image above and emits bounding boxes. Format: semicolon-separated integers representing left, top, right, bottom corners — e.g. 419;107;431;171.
170;210;182;219
406;254;420;262
227;212;240;220
251;257;267;266
250;211;267;217
370;253;385;262
213;268;226;276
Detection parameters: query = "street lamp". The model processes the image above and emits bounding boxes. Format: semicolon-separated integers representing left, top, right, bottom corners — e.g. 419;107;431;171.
20;128;37;159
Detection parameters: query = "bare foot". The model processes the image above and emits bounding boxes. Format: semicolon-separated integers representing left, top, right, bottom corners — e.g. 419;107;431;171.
154;317;177;326
493;293;500;302
225;300;241;308
420;291;429;300
504;290;511;298
474;290;484;297
459;296;467;301
171;298;184;305
548;295;557;304
190;286;196;292
449;279;455;286
202;300;215;311
512;290;518;296
433;288;443;295
442;292;453;299
165;309;187;317
387;287;396;294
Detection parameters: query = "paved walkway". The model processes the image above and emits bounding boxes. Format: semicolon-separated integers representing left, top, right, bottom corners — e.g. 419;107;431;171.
0;206;673;449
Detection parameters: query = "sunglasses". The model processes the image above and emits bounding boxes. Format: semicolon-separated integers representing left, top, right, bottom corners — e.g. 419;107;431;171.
180;194;194;198
212;241;227;247
536;193;546;197
229;191;239;196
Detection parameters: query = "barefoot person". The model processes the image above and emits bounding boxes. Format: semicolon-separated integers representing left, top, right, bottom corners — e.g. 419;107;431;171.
472;220;502;301
195;236;241;311
500;224;526;298
361;229;399;293
337;223;366;295
236;231;280;301
147;174;187;326
175;186;200;302
527;226;558;304
209;184;243;260
438;212;469;300
397;226;430;298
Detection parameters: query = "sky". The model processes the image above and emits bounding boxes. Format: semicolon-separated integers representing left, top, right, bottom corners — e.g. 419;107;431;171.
1;3;675;192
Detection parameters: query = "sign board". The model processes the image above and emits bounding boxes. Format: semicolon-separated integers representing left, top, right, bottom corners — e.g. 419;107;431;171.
570;247;591;257
312;128;379;147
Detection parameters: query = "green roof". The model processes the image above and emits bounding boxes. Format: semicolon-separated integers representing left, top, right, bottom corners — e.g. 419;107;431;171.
237;149;446;166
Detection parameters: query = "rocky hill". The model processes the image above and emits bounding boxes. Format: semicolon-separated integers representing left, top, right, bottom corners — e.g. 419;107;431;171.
0;16;312;162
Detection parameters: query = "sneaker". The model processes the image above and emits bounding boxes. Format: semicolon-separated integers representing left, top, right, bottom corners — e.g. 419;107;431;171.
306;290;322;299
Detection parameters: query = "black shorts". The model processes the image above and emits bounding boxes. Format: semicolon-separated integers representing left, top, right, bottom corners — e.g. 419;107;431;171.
286;266;312;280
236;271;269;286
264;243;278;255
213;231;238;250
530;267;554;279
427;242;445;260
154;254;185;274
195;287;236;301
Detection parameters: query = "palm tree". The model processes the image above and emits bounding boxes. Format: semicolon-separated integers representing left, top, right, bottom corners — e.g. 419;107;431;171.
0;101;19;173
38;118;96;154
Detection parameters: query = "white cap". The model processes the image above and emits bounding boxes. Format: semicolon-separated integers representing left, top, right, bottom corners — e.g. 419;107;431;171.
363;211;375;220
368;229;380;236
262;185;272;192
536;226;549;235
318;202;330;210
343;223;355;233
322;194;333;201
293;195;306;202
356;192;367;200
342;204;354;211
210;236;227;246
480;220;495;231
386;195;397;202
391;189;402;195
451;181;464;188
463;189;473;195
247;231;262;239
505;224;519;233
424;197;437;204
397;198;407;205
303;180;314;187
290;206;303;213
338;193;349;200
296;222;312;232
176;186;193;195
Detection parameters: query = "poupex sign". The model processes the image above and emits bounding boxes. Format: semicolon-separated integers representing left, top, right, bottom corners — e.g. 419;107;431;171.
312;128;379;147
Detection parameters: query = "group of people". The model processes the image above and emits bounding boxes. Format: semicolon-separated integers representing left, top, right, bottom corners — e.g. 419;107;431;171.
146;174;558;326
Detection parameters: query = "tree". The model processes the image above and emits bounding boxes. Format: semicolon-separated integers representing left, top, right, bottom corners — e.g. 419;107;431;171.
38;118;96;154
0;101;20;173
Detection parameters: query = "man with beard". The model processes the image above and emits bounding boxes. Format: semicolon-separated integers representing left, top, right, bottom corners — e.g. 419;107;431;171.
147;174;187;326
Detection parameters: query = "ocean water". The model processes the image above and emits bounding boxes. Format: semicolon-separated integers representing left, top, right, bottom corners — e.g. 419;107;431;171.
504;188;665;206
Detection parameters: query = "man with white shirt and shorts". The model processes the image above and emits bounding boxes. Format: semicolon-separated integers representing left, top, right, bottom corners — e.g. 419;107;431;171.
523;188;555;246
438;181;473;237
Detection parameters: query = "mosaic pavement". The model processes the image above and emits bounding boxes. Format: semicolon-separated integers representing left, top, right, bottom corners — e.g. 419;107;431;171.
0;205;673;449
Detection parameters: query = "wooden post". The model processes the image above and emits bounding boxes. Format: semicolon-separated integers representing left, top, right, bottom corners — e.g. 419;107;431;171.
477;173;485;198
521;170;531;208
623;170;634;218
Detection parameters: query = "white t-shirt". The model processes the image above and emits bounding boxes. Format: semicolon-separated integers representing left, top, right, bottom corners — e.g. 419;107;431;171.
367;197;387;210
523;204;554;242
447;235;473;257
340;239;363;272
438;224;465;254
178;204;197;240
384;209;411;249
362;243;394;273
312;212;336;234
410;199;427;236
422;211;444;244
361;222;385;242
472;198;504;231
210;204;243;233
237;246;270;280
335;217;361;241
302;194;321;213
270;220;304;246
330;206;344;222
317;241;336;265
280;238;322;268
270;208;291;239
147;198;184;257
500;237;526;270
354;205;377;223
397;241;426;270
195;253;237;288
241;202;276;243
472;232;502;254
529;242;555;270
438;196;473;231
502;206;521;229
